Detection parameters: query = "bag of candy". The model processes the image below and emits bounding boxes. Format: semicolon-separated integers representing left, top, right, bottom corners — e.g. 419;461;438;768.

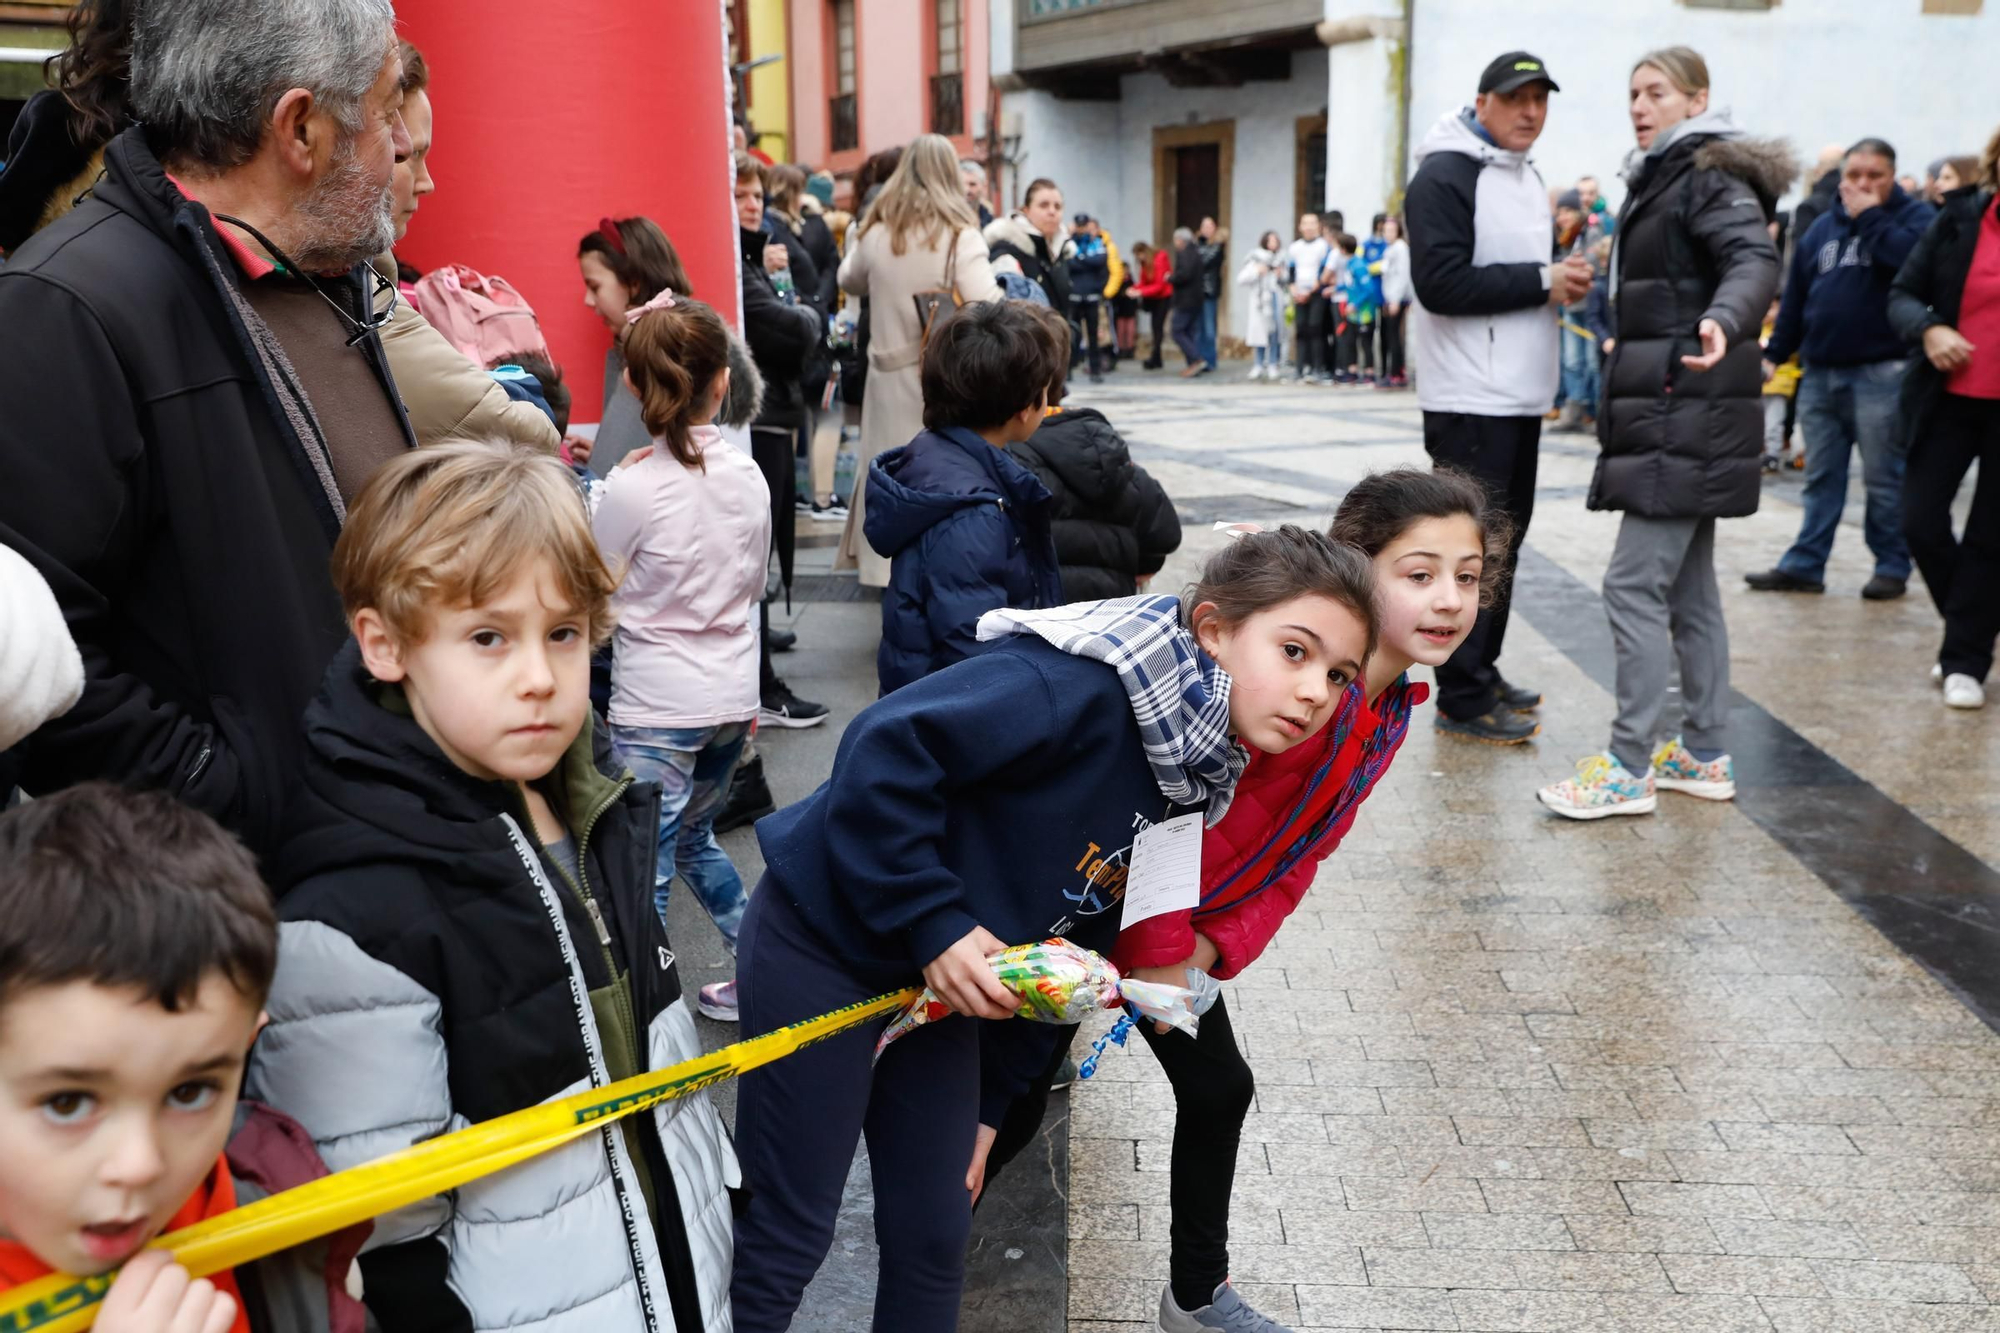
871;938;1206;1065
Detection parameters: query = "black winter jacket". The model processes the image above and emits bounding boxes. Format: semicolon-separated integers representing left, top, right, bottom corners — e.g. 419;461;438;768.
1170;243;1206;313
1592;127;1788;519
248;641;735;1333
0;128;412;856
740;225;823;431
1198;238;1227;300
1888;187;2000;451
763;212;835;403
1010;407;1182;600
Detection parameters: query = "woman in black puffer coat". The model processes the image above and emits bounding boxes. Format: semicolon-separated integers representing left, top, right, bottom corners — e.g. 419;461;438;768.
1009;395;1182;600
1540;46;1785;820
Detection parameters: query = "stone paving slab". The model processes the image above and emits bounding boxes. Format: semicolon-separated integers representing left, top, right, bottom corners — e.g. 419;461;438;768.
1062;371;2000;1332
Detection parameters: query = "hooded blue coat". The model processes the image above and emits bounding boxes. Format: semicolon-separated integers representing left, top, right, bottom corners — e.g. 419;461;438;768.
864;426;1062;695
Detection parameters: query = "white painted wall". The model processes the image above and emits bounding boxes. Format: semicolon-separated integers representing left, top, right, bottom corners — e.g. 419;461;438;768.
998;47;1330;342
1405;1;2000;213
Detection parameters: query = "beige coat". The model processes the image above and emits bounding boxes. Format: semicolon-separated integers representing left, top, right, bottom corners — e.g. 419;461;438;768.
834;222;999;586
370;258;561;452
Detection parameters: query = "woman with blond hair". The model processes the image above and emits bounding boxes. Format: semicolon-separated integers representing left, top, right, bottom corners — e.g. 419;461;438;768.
1891;125;2000;710
837;134;1001;587
1539;45;1787;820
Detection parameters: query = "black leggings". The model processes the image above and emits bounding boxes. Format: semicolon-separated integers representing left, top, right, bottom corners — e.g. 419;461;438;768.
1138;996;1254;1310
1072;297;1104;375
1144;300;1170;366
1903;393;2000;681
1335;317;1376;376
1295;295;1327;376
984;999;1253;1312
1380;306;1406;379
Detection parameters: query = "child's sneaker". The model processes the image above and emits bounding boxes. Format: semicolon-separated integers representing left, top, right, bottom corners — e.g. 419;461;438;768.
1537;754;1656;820
1158;1281;1295;1332
1651;737;1736;800
696;979;739;1022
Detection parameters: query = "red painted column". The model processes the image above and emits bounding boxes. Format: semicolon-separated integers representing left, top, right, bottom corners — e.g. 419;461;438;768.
394;0;739;422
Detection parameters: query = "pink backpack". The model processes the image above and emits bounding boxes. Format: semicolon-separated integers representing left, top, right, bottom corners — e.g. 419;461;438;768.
412;263;550;366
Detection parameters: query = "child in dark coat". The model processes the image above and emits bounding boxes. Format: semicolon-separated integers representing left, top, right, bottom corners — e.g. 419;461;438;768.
1010;351;1183;600
863;300;1070;695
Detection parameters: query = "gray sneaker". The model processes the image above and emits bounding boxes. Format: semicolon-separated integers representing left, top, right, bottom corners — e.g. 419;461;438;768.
1157;1282;1296;1332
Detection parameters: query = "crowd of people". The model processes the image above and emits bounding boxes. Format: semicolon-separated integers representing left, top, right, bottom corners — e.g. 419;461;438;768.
1367;44;1999;827
0;2;1997;1333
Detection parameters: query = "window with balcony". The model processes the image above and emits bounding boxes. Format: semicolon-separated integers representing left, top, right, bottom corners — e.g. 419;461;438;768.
931;0;963;136
830;0;857;151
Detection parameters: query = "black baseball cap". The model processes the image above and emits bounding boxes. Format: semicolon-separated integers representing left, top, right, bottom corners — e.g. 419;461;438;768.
1479;51;1560;95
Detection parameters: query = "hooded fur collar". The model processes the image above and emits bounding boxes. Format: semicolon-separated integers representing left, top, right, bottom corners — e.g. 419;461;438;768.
1692;135;1801;212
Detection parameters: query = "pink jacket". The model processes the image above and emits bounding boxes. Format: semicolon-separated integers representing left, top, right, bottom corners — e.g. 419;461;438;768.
592;427;772;728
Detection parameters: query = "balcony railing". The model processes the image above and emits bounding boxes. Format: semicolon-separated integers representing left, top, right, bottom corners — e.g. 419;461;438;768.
930;72;963;137
830;93;858;152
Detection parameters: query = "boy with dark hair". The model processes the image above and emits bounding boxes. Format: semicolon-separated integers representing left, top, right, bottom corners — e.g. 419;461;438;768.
863;300;1068;694
487;350;573;438
243;439;737;1333
0;783;274;1333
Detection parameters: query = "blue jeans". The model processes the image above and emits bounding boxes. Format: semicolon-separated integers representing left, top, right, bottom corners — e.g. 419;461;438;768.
612;721;751;950
1198;297;1218;368
1560;322;1600;418
1170;307;1203;366
1779;360;1913;582
1254;292;1285;371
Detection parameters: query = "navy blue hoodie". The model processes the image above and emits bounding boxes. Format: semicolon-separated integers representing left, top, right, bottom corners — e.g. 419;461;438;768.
1766;186;1935;368
864;426;1062;695
755;635;1193;985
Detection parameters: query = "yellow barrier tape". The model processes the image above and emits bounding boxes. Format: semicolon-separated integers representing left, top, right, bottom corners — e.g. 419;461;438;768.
0;986;921;1333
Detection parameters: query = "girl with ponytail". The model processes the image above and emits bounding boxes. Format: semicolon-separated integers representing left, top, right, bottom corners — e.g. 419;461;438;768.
591;293;773;1020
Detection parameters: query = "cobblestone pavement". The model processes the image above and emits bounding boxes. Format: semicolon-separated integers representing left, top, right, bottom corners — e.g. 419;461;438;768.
1056;366;2000;1333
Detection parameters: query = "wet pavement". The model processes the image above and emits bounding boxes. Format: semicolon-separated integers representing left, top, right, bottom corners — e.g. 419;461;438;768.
673;366;2000;1332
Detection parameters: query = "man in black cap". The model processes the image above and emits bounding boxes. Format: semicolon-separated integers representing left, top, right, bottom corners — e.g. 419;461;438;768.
1404;50;1592;745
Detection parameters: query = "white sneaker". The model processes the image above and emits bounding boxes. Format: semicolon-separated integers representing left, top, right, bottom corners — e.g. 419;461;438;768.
1246;365;1265;381
1944;674;1986;709
1932;663;1944;688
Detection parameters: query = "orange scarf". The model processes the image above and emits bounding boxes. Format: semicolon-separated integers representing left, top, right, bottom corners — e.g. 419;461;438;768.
0;1157;250;1333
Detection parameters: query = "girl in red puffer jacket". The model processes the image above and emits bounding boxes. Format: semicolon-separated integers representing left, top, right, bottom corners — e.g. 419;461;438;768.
1115;467;1512;1332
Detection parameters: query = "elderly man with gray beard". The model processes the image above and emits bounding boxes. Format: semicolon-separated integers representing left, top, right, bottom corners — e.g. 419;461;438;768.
0;0;413;856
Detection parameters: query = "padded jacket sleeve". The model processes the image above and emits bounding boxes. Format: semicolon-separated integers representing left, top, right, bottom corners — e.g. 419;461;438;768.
1762;223;1817;367
0;540;83;752
1405;155;1547;316
1688;169;1782;344
378;301;560;452
741;267;821;381
921;504;1023;675
1888;208;1955;344
244;916;466;1329
1074;421;1180;579
0;274;257;830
